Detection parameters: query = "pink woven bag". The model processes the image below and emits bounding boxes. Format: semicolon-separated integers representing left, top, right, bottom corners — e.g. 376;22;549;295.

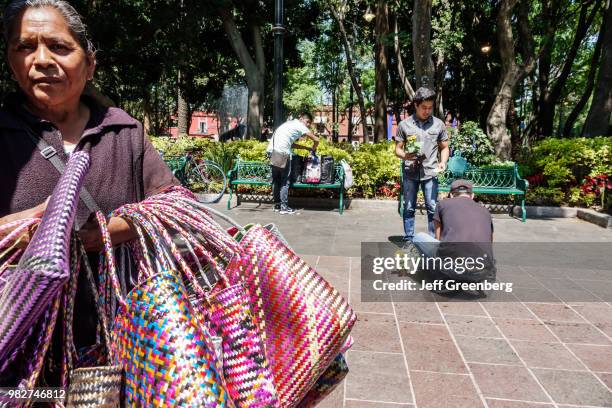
109;189;279;407
181;198;356;406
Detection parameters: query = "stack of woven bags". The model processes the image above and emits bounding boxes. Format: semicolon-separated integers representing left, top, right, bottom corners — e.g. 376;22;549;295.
0;151;356;407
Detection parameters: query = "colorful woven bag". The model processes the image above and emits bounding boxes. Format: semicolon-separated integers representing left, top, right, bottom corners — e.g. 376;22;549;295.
96;212;230;407
297;353;349;407
183;201;357;407
0;151;90;366
65;239;122;408
110;193;279;407
227;225;356;405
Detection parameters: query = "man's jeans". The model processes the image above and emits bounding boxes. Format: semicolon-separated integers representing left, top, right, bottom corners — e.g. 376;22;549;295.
402;174;438;241
272;156;292;208
412;232;439;258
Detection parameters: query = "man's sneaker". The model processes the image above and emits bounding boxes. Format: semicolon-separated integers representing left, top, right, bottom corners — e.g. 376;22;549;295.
280;207;296;215
273;204;281;212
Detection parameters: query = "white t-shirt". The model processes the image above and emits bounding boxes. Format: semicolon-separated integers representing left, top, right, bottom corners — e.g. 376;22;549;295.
64;143;77;155
266;119;310;155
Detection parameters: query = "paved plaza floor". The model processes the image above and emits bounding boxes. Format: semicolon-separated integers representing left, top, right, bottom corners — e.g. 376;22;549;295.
210;200;612;407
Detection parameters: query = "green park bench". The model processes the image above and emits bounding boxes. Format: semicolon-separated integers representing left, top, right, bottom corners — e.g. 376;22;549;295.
227;158;346;214
398;157;529;222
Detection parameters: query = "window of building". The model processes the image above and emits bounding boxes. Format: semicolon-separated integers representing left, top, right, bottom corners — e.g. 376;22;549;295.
198;120;208;134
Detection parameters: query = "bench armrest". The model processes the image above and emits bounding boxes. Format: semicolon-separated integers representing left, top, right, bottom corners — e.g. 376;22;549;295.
514;163;529;193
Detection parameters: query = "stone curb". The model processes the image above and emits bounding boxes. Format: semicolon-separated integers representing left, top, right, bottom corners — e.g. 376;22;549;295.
510;206;611;228
577;208;612;229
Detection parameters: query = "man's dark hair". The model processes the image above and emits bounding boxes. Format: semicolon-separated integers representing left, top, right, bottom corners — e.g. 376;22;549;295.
299;111;313;122
413;87;436;106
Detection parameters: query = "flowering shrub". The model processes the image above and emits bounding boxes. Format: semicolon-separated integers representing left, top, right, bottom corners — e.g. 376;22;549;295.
377;181;401;199
579;174;611;209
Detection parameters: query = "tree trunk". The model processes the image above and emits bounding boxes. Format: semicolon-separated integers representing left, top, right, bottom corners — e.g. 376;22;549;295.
584;0;612;137
348;84;354;142
392;15;415;101
537;0;599;137
177;70;189;136
218;8;265;139
508;99;522;159
143;92;152;137
434;51;445;119
487;0;538;159
332;84;338;142
330;5;369;141
564;5;606;137
412;0;434;89
374;0;389;143
246;75;264;142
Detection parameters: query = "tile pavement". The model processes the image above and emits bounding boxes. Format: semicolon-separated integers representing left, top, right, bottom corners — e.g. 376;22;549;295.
312;256;612;408
208;202;612;407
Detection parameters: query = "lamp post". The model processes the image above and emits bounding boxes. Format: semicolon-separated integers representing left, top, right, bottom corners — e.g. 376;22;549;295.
273;0;285;130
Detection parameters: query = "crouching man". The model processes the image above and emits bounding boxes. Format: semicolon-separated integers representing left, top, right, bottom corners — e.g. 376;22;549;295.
411;180;496;296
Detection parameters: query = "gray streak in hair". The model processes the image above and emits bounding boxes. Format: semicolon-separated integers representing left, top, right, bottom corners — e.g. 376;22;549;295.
2;0;95;56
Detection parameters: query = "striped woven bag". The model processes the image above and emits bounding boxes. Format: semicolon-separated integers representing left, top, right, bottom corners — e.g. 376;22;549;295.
0;151;90;370
180;199;357;407
110;191;279;407
65;240;122;408
229;225;356;406
96;212;230;407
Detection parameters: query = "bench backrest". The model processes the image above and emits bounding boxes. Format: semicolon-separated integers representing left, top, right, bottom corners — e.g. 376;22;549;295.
438;165;519;189
234;160;345;184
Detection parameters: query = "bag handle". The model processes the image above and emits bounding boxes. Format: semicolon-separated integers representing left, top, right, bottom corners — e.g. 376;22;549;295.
176;196;245;232
75;236;116;362
19;120;101;219
137;206;225;292
95;212;128;310
135;206;223;296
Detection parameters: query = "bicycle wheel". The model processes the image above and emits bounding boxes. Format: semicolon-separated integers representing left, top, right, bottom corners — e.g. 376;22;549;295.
187;161;227;203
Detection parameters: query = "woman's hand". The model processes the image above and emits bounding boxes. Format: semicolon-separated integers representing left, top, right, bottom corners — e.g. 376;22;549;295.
0;198;49;248
78;216;137;252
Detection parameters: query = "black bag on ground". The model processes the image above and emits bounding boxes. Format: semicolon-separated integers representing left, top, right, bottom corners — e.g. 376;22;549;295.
320;156;335;184
291;154;304;183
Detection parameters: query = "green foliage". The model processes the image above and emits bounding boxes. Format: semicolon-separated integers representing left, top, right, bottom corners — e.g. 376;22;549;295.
150;135;212;157
284;41;324;114
228;140;269;162
203;142;236;175
525;187;565;206
349;142;400;198
527;136;612;188
449;122;495;166
296;138;351;162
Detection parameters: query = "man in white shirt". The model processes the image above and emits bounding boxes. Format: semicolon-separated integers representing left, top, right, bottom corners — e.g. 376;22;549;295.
267;112;319;214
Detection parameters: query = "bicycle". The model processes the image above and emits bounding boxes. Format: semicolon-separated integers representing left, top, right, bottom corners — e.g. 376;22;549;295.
161;152;228;204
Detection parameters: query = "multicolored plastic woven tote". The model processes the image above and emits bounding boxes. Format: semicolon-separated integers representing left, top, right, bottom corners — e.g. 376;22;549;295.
297;353;349;407
0;151;90;367
225;224;357;406
96;213;230;407
66;238;122;408
110;191;279;407
207;281;279;407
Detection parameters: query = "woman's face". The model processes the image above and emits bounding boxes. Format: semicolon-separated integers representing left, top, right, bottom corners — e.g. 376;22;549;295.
7;7;95;110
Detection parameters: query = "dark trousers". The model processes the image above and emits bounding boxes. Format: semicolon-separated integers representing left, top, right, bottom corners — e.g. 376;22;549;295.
272;156;292;208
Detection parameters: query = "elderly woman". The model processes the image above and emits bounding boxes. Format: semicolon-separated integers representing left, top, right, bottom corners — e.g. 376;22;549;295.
0;0;177;385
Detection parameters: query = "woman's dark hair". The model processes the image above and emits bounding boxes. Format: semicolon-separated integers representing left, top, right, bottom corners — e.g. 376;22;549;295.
2;0;95;56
